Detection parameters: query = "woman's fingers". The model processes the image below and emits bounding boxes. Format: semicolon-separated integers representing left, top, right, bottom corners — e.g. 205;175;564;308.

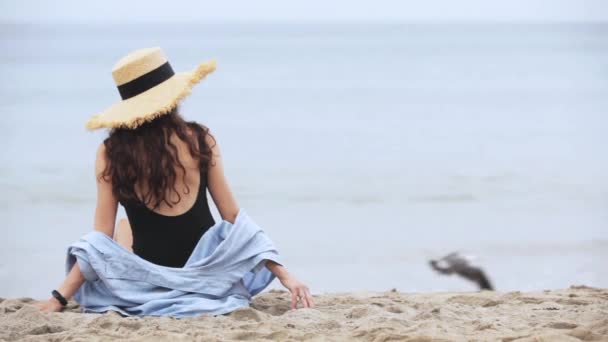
304;288;315;308
297;289;307;308
298;287;312;308
291;290;298;309
290;286;314;309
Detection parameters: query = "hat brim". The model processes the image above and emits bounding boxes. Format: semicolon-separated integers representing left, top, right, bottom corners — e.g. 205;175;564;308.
85;60;216;130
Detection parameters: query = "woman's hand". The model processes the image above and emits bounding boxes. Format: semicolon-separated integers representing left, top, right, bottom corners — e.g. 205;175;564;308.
279;274;314;309
33;297;64;313
34;264;85;314
265;260;314;309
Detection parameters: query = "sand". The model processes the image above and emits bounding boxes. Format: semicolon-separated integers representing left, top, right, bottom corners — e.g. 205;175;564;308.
1;286;607;341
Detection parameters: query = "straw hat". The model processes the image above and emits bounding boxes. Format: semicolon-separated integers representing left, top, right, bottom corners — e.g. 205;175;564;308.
85;47;216;130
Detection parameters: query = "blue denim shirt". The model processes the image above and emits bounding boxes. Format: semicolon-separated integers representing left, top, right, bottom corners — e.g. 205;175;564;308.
66;209;282;318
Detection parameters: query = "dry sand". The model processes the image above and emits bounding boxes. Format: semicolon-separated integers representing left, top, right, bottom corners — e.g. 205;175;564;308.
1;286;607;341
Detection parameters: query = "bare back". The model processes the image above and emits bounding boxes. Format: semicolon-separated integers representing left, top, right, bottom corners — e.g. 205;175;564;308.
136;131;203;216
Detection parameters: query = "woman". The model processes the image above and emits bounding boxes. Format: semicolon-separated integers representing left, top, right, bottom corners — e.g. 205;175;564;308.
34;47;313;315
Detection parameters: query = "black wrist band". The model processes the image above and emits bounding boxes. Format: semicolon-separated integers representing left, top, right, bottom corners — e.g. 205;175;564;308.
51;290;68;306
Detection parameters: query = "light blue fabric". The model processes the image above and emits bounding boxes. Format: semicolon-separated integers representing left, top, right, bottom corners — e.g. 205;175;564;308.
65;209;282;318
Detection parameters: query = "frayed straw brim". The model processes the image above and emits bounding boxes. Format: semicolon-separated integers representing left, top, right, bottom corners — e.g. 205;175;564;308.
85;60;216;130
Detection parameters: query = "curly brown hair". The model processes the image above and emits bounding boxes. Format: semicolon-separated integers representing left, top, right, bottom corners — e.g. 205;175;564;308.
100;106;215;209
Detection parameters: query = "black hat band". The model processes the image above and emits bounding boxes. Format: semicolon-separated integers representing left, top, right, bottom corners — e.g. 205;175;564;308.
117;61;175;100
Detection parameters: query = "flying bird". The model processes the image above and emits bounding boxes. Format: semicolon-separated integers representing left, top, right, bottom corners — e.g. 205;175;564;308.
429;252;494;291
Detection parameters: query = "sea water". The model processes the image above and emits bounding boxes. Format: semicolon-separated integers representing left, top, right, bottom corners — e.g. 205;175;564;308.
0;21;606;298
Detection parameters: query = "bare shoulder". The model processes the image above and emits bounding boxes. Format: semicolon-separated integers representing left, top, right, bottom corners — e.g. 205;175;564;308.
95;142;108;162
96;141;106;155
205;128;218;150
95;142;109;178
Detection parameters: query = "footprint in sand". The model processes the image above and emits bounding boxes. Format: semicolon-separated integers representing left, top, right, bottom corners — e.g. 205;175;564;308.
386;305;404;314
545;322;578;330
251;299;291;316
346;306;372;319
118;318;143;330
25;324;66;336
371;301;405;314
1;300;25;313
227;307;266;322
230;331;265;340
88;315;117;330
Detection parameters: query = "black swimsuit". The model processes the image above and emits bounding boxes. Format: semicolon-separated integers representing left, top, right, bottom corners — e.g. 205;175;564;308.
121;169;215;268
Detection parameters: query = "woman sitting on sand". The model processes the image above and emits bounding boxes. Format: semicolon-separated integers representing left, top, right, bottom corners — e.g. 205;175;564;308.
34;47;313;316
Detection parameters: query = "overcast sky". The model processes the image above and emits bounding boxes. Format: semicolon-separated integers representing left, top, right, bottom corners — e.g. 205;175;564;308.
1;0;607;23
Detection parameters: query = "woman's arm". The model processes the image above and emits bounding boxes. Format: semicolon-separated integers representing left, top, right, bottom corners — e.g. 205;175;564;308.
92;143;119;237
266;260;314;309
206;133;313;309
35;144;118;312
206;134;240;224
